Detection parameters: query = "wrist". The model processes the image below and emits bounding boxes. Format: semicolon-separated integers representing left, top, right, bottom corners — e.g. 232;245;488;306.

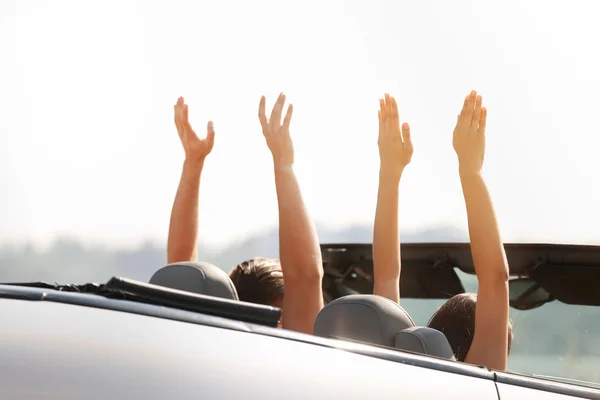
379;165;404;182
457;158;482;176
273;163;295;176
459;167;482;181
183;158;205;175
273;158;294;172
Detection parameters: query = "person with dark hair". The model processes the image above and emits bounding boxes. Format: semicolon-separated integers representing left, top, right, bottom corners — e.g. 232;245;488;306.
427;90;511;369
427;292;513;363
167;95;323;334
228;257;285;309
371;90;511;370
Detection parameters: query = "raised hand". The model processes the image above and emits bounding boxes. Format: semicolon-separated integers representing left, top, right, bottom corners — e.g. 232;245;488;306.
174;97;215;165
259;92;324;334
378;93;413;178
453;90;487;173
258;93;294;167
446;90;510;371
167;97;215;264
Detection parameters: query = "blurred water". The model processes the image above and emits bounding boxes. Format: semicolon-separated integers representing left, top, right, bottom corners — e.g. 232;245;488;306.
508;354;600;384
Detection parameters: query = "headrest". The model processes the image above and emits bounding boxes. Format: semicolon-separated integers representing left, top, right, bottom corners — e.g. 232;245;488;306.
149;261;239;301
313;294;415;347
395;326;456;360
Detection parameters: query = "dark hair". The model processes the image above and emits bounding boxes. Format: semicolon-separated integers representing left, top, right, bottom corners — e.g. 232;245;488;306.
427;292;513;362
228;257;284;307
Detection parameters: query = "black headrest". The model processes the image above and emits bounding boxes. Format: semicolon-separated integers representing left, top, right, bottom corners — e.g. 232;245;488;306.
149;261;238;301
313;294;415;347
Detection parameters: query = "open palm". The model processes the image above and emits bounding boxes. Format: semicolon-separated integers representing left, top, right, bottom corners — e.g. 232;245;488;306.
378;93;413;177
174;97;215;164
258;93;294;167
453;90;486;173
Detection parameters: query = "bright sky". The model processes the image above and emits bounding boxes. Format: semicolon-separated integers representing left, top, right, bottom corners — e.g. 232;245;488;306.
1;0;599;249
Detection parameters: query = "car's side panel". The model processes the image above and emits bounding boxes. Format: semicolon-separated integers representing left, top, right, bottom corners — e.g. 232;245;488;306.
495;372;600;400
0;300;499;400
496;383;596;400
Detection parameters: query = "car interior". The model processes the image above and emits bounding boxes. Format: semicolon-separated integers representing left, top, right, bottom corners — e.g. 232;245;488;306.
146;242;600;381
149;261;456;361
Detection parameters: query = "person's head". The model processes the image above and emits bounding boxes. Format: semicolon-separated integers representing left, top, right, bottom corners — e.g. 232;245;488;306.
427;292;513;362
228;257;285;309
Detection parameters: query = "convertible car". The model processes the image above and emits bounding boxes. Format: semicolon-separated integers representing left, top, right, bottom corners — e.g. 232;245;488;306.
320;243;600;386
0;242;598;399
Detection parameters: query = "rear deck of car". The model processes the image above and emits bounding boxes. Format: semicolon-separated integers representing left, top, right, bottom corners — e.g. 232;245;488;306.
1;283;597;400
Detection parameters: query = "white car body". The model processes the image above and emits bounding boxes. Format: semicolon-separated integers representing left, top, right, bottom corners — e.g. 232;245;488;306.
0;283;596;400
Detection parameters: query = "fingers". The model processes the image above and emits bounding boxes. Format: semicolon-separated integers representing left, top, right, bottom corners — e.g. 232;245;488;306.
174;97;182;117
459;95;469;122
385;93;392;115
283;104;293;130
174;98;199;140
471;95;482;129
385;93;393;135
390;96;404;141
269;93;286;127
175;116;183;137
390;96;399;122
174;97;184;137
261;93;292;133
180;103;194;139
463;90;477;125
181;103;194;135
258;96;268;131
379;98;386;137
379;94;402;141
379;98;386;118
183;103;189;124
478;107;487;134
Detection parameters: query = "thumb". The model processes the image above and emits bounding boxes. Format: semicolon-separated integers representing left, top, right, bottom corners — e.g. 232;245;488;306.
401;122;411;144
206;121;215;144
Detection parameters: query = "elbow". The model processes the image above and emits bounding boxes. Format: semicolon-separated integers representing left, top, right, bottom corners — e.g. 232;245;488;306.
495;261;510;283
293;266;324;286
480;263;510;287
372;259;401;287
283;257;324;286
473;250;510;285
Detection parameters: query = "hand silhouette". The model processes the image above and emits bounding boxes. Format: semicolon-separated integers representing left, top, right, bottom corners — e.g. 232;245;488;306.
453;90;487;173
258;93;294;167
378;93;413;177
174;97;215;165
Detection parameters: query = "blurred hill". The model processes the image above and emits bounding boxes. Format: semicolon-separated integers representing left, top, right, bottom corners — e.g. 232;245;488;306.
0;223;599;383
0;224;467;283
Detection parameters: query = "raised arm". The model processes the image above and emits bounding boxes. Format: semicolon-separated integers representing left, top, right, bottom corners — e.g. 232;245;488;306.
167;97;215;263
373;94;413;304
258;93;323;334
454;90;510;370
